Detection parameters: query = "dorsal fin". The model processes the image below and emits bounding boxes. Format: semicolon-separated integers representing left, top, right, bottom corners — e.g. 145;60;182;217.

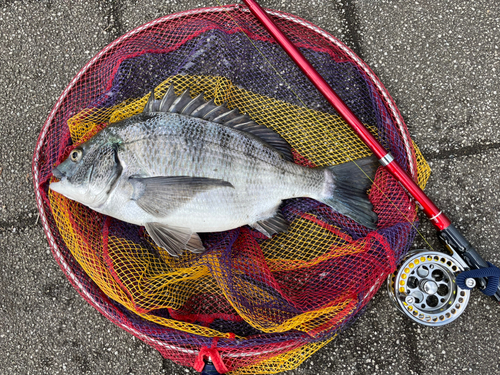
181;93;205;115
158;84;177;112
169;89;192;113
225;115;251;127
190;98;216;118
203;103;231;121
143;85;294;162
144;90;157;113
212;108;240;123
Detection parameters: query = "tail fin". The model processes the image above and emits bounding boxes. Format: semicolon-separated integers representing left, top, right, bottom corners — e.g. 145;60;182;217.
320;156;378;229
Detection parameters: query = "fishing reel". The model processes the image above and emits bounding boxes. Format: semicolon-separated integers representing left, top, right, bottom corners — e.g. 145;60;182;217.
387;249;472;326
388;224;500;326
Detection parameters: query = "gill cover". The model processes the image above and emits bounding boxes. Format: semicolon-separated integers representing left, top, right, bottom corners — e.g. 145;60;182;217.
50;141;122;208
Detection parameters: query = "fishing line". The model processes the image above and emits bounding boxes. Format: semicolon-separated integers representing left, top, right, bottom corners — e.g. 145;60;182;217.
213;0;436;252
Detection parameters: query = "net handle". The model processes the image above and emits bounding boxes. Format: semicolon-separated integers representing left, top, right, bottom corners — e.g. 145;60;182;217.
241;0;450;231
241;0;500;303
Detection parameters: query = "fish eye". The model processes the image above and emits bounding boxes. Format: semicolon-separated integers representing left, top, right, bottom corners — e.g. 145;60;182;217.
70;148;83;162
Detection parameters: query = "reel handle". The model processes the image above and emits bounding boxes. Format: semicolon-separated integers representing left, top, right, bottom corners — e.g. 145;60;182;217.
438;224;500;302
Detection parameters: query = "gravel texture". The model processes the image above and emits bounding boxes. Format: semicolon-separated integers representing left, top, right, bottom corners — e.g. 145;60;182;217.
1;1;499;374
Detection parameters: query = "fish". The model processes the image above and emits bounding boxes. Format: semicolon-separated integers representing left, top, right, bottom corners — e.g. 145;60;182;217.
50;85;378;256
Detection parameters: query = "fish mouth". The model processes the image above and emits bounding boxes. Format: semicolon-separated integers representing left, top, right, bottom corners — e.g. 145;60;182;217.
52;167;65;180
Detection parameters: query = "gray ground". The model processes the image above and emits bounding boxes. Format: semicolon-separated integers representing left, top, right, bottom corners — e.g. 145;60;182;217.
1;0;499;374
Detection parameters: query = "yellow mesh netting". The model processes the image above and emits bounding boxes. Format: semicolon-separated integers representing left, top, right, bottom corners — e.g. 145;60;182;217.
50;74;430;342
231;338;335;374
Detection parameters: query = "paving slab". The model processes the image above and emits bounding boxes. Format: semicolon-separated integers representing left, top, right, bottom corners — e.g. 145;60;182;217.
358;0;500;155
1;1;499;374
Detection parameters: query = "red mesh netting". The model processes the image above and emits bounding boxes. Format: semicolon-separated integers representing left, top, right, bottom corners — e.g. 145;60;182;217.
33;5;429;374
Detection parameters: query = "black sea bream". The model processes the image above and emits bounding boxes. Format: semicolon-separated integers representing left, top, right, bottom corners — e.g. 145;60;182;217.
50;85;377;256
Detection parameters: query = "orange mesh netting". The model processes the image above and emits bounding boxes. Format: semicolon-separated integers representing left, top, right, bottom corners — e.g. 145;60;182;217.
33;5;430;374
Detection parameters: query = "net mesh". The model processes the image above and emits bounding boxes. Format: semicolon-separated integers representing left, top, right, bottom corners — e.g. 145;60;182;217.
33;5;430;374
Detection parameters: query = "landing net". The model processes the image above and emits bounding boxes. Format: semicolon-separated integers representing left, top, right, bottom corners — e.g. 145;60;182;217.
33;4;430;374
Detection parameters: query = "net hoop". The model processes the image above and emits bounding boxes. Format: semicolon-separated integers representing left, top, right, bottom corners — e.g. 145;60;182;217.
32;4;422;370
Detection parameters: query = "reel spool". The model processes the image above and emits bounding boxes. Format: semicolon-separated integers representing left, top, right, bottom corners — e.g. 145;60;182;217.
387;250;472;326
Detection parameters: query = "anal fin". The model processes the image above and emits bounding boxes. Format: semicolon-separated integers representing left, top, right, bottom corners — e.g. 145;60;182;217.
145;222;205;257
251;210;289;238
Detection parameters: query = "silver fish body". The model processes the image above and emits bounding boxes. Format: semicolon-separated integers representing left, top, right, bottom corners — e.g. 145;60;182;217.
50;86;377;256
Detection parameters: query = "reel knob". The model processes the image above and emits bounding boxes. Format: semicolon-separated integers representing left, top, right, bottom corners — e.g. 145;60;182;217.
387;250;471;326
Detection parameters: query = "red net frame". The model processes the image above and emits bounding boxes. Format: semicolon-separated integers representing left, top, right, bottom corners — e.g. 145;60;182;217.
32;4;425;374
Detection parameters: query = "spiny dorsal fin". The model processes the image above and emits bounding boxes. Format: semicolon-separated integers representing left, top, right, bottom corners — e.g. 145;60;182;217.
158;84;177;112
143;85;294;162
225;115;251;127
190;98;216;118
144;90;156;113
203;102;231;121
181;93;205;115
169;88;193;113
212;108;240;124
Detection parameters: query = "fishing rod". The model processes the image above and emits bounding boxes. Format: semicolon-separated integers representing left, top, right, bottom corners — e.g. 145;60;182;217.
239;0;500;327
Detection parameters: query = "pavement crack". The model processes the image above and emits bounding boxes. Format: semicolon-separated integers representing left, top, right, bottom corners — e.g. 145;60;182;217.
0;209;40;231
338;0;364;59
104;0;124;40
401;318;424;374
422;142;500;161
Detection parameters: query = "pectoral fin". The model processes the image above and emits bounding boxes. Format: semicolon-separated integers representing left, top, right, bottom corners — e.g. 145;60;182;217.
130;176;233;217
145;222;205;256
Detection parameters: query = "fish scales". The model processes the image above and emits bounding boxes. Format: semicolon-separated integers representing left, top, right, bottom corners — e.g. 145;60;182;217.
50;87;378;256
111;114;318;229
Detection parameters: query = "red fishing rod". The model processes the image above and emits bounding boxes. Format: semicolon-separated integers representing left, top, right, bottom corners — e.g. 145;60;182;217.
240;0;500;317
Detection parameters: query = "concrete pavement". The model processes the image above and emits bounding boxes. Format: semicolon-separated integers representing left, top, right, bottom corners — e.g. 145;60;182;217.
1;1;499;374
